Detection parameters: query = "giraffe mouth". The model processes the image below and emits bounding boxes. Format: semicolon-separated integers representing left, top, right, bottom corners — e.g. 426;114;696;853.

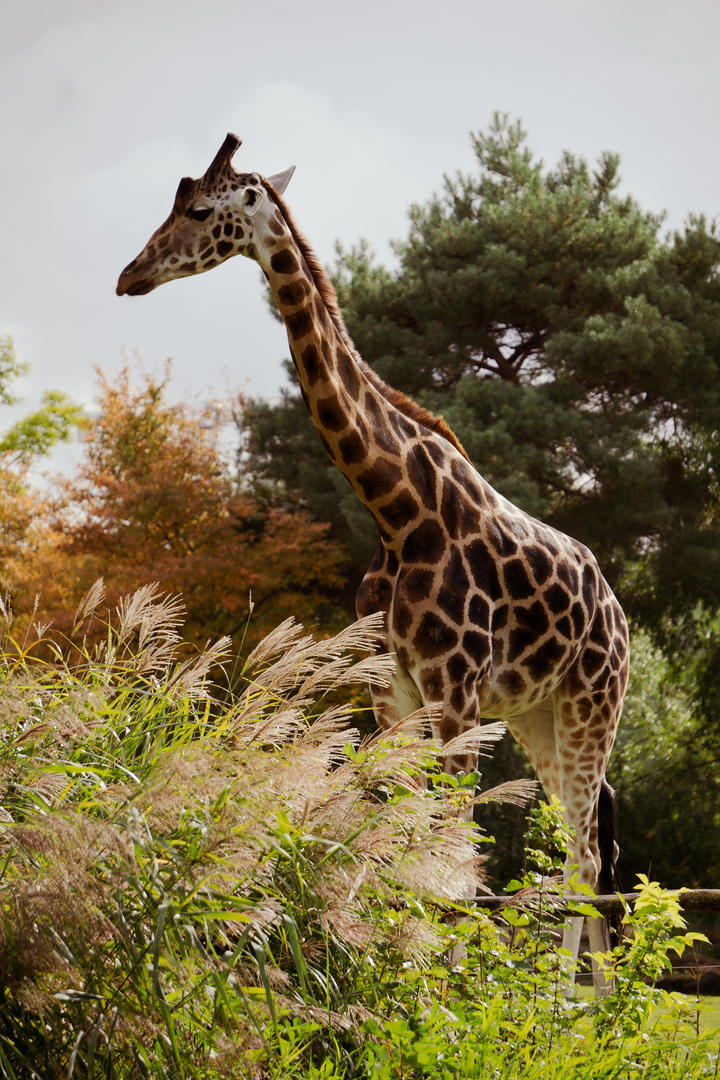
116;274;156;297
125;280;155;296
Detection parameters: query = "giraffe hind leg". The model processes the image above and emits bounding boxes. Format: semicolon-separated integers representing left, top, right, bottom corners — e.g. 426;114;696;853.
553;687;623;996
505;701;584;986
505;693;620;995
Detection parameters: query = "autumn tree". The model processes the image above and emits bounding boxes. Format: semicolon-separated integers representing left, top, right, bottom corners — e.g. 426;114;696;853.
13;365;345;652
0;335;83;583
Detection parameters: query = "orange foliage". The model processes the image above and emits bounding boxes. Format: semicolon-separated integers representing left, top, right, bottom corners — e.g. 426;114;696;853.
9;365;346;652
0;467;38;576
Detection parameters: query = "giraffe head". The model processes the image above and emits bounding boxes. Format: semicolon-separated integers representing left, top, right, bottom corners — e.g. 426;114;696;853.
116;134;295;296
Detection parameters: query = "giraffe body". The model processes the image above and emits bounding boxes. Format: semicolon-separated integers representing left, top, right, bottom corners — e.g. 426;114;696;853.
117;135;630;988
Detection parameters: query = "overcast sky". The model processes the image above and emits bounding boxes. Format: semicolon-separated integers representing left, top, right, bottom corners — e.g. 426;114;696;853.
2;0;719;453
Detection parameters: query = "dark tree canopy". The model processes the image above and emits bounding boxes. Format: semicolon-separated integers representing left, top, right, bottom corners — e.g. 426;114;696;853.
246;114;720;630
245;119;720;889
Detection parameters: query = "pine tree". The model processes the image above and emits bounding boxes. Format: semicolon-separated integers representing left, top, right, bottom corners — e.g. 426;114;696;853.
245;114;720;628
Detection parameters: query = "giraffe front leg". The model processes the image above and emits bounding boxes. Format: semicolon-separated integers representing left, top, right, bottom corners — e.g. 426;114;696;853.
356;543;418;732
561;819;614;997
369;659;423;731
414;685;484;920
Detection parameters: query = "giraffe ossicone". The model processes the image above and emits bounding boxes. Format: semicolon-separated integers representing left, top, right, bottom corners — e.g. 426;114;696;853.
117;134;630;993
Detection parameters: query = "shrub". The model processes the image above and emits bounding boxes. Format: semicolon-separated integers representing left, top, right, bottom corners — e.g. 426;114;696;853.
0;587;717;1078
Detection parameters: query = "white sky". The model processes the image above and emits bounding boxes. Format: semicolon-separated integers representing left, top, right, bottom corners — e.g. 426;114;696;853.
1;0;719;447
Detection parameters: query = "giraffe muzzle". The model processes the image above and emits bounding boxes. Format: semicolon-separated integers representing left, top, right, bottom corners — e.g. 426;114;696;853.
118;279;155;296
116;250;162;296
116;269;156;297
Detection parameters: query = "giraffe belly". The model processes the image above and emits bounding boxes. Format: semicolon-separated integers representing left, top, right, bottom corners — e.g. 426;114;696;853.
475;660;566;718
477;619;582;716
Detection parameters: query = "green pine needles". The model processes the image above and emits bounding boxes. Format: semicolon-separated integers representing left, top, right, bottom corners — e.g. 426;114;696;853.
0;585;718;1078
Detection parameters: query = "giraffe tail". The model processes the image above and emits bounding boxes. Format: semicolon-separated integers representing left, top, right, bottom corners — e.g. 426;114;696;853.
597;778;622;946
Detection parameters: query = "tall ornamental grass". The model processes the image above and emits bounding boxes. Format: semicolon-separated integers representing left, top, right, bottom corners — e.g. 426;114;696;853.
0;584;717;1078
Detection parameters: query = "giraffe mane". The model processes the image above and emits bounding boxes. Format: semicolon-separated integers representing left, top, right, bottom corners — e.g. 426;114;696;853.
263;180;471;464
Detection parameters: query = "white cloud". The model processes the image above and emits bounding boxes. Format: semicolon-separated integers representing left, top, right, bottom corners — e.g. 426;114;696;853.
0;0;718;446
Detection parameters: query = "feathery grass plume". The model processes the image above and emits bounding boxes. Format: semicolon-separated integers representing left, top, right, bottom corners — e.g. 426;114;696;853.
240;611;389;706
241;614;314;672
167;634;233;697
356;708;434;791
230;705;307;748
0;812;124;1000
31;618;52;641
296;649;395;699
441;720;507;761
478;777;540;808
113;583;189;677
0;592;16;655
116;581;185;644
73;576;106;629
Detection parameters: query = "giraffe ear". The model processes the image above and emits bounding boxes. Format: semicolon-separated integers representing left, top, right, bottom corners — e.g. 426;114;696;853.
240;186;264;216
266;166;295;196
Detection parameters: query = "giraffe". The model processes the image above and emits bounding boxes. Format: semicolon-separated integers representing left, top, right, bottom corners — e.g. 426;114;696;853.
117;134;630;990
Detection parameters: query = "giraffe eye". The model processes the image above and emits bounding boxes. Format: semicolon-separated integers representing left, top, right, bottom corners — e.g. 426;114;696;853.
187;205;213;222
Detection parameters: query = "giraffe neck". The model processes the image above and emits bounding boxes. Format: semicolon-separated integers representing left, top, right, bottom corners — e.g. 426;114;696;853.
257;196;450;546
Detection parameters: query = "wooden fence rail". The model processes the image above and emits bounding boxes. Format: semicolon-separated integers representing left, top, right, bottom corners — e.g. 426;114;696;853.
467;889;720;990
472;889;720;917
